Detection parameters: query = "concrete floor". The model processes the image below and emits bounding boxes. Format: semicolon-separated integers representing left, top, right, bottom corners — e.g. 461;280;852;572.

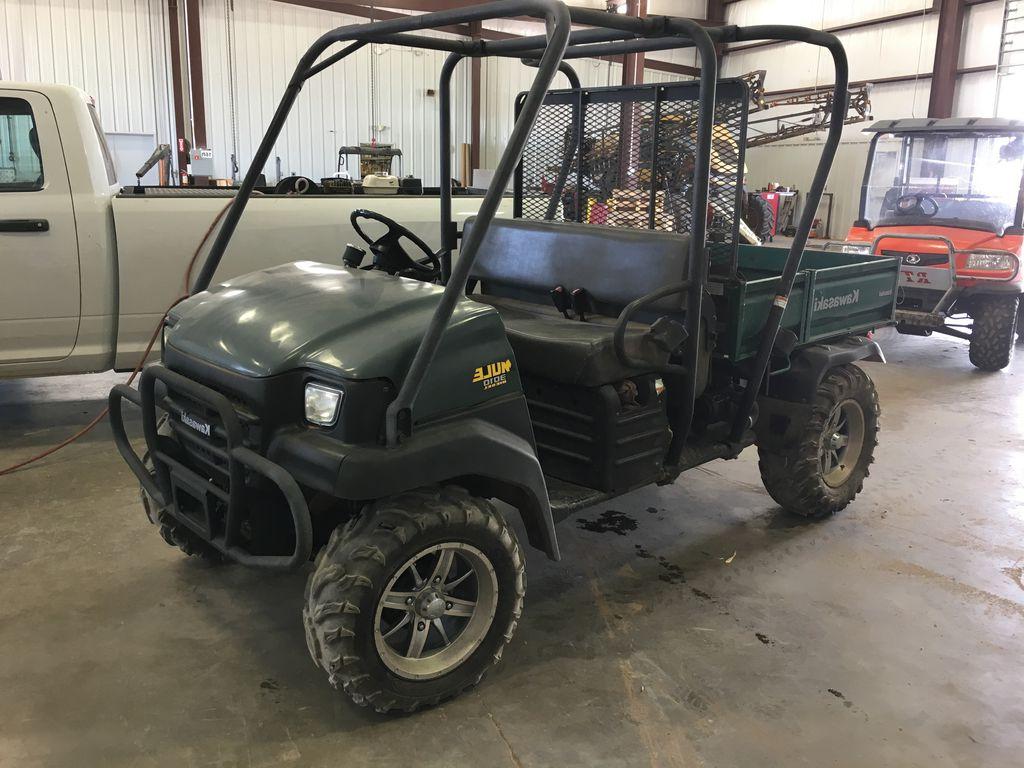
1;327;1022;768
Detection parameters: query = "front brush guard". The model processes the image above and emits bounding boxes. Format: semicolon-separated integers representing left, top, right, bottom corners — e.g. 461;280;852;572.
109;364;313;571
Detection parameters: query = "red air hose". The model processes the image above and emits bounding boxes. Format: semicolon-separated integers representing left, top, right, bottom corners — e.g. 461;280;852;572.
0;199;236;476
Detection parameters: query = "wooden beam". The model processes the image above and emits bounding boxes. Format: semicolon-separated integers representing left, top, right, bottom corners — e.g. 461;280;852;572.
167;0;189;182
272;0;698;77
184;0;207;147
706;0;726;61
928;0;966;118
275;0;477;36
619;0;646;185
621;0;646;88
470;20;481;175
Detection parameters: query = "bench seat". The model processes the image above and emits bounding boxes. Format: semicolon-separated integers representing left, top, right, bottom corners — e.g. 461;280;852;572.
464;217;692;386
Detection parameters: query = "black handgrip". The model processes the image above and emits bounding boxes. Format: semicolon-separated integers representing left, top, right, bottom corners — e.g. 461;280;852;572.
0;219;49;233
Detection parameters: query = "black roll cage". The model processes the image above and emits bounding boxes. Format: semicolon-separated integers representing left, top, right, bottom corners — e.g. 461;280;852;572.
188;0;850;459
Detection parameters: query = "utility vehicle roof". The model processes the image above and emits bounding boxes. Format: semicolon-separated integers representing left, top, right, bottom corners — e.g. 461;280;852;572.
863;117;1024;134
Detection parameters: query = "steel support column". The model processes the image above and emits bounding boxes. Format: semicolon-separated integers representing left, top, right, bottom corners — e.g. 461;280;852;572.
167;0;189;183
618;0;646;187
706;0;726;62
185;0;208;148
928;0;966;118
470;20;482;177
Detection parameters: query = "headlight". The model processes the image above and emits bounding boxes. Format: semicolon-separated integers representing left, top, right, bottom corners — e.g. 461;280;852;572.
304;383;343;426
965;252;1016;271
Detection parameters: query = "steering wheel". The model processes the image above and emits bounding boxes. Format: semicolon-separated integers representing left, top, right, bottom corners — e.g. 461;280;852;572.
350;209;440;279
894;193;939;217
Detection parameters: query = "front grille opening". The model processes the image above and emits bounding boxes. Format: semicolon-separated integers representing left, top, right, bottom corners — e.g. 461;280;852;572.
239;480;296;557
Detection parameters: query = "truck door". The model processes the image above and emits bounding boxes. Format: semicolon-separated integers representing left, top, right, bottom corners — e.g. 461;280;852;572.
0;89;81;363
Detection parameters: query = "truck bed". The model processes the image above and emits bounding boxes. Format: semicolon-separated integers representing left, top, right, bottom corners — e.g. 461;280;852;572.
711;245;899;361
109;192;489;371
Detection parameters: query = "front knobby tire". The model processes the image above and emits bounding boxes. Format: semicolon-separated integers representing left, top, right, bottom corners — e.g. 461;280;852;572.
757;364;880;518
303;486;525;714
969;295;1019;371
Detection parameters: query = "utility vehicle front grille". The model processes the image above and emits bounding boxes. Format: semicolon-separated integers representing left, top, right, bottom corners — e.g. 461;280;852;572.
882;249;949;268
160;384;261;490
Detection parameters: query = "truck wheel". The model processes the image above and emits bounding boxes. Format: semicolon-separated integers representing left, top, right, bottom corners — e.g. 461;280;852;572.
757;364;879;517
1015;301;1024;346
303;486;525;714
969;295;1019;371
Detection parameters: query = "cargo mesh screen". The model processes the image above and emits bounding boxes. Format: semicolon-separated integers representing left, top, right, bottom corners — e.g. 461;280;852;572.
513;80;749;275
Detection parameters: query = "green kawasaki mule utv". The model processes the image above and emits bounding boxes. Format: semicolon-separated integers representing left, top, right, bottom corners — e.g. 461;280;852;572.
111;2;899;713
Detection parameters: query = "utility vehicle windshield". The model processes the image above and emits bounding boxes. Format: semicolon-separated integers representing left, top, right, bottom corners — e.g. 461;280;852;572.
861;132;1024;234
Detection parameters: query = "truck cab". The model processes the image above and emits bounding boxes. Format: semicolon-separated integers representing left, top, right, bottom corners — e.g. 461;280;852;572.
846;118;1024;370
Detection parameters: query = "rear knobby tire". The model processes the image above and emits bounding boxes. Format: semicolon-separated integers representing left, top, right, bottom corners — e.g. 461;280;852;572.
303;486;525;714
969;295;1019;371
757;364;879;517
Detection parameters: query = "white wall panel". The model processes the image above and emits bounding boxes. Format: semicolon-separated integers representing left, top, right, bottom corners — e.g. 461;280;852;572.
647;0;707;17
962;0;1003;69
724;14;938;93
745;139;871;238
955;70;1000;117
0;0;175;151
726;0;930;29
199;0;468;184
479;55;625;169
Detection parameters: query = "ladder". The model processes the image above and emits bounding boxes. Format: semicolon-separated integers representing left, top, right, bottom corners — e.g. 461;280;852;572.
995;0;1024;117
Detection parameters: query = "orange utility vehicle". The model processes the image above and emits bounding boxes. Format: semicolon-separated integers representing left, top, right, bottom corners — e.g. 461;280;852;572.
846;118;1024;370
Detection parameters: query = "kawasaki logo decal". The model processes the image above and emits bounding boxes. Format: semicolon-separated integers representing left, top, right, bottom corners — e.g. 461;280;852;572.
180;411;212;437
472;359;513;391
813;289;860;312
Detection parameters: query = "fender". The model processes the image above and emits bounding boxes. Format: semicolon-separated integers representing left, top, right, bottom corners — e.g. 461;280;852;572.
765;335;884;405
269;416;559;561
755;337;883;451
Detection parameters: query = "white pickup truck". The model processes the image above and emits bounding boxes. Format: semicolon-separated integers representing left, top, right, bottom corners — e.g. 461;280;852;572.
0;82;489;378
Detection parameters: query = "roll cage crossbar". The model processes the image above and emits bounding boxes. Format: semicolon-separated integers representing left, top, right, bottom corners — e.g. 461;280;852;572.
189;0;849;460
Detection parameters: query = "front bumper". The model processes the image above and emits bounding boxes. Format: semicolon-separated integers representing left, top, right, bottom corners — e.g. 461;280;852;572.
109;363;313;571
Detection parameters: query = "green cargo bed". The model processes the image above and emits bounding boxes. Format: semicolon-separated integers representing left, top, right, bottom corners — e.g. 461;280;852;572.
710;245;899;362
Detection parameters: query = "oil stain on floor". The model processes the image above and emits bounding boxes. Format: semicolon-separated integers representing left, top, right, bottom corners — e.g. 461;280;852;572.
576;510;638;535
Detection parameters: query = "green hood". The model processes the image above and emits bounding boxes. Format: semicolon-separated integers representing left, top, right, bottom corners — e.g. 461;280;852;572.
165;262;509;395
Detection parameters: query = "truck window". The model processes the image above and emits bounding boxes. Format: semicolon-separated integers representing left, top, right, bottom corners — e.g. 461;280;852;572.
0;97;44;191
88;103;118;185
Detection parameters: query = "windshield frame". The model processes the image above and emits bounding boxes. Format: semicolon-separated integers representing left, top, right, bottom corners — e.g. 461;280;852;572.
858;130;1024;236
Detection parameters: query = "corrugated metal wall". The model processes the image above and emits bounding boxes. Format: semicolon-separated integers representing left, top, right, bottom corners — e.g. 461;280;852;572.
725;0;1004;130
198;0;470;184
0;0;1008;194
0;0;175;143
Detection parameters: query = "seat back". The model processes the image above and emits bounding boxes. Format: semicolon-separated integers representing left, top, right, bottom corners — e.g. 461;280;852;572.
464;217;691;314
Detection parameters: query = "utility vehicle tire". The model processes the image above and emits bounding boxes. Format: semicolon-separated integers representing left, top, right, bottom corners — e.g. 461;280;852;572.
303;486;525;714
1017;303;1024;345
140;419;226;564
743;193;774;241
757;364;879;517
969;295;1019;371
140;484;227;563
